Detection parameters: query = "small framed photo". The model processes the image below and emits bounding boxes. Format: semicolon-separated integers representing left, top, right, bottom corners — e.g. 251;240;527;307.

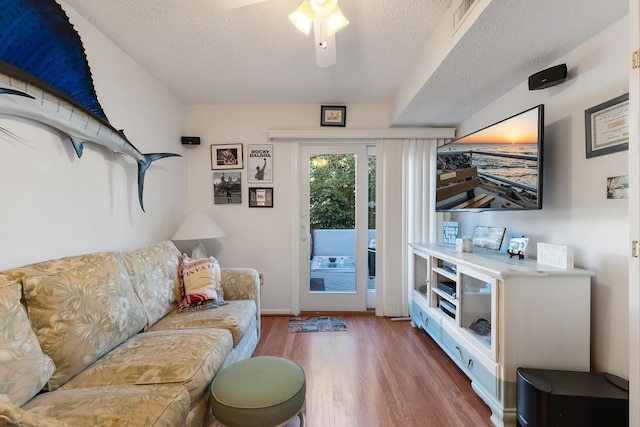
321;105;346;127
585;93;629;158
248;187;273;208
507;236;529;260
211;143;243;170
247;144;273;183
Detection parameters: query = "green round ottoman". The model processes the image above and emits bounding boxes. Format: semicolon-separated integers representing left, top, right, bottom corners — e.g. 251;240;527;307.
210;356;306;427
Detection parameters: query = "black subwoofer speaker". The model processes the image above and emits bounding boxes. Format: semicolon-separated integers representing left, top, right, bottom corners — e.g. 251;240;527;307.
516;368;629;427
528;64;567;90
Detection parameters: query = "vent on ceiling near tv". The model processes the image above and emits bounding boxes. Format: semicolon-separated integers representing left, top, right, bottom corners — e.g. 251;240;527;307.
452;0;479;33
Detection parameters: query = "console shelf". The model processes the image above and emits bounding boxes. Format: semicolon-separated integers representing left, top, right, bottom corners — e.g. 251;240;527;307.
409;243;594;427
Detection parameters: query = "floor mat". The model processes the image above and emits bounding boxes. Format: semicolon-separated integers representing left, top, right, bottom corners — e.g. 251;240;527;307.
288;316;347;333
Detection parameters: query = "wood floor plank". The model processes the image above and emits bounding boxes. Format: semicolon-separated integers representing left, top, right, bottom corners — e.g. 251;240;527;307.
253;314;493;427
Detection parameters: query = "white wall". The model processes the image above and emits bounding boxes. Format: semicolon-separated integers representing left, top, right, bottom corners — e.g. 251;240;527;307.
0;2;188;270
186;104;389;314
450;17;629;377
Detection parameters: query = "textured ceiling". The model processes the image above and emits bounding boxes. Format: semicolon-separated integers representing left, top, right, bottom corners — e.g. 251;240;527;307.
60;0;628;127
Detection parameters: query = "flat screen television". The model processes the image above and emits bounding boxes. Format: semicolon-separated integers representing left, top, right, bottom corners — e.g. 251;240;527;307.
435;104;544;212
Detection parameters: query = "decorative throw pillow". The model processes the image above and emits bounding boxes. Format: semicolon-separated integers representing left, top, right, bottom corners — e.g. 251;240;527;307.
177;255;226;312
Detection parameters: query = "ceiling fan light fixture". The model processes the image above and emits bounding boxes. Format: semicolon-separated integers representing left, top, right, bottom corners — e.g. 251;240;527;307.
309;0;338;17
289;1;315;35
325;6;349;36
290;0;347;67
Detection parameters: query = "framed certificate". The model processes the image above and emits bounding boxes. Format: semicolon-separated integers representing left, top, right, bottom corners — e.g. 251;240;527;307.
248;187;273;208
585;93;629;158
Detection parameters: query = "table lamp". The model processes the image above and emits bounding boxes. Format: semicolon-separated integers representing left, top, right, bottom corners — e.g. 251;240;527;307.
172;212;226;258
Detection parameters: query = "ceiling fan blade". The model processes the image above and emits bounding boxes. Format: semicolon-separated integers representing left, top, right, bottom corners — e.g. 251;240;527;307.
193;0;268;14
313;18;336;68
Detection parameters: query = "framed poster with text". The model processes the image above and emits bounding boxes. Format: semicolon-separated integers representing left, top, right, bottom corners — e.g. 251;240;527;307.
247;144;273;183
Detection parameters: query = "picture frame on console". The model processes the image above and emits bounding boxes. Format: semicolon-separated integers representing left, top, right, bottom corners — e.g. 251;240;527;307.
507;236;529;260
472;226;506;251
585;93;629;158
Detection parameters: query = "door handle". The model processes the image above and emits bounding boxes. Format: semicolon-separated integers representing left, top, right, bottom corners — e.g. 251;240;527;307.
300;214;307;241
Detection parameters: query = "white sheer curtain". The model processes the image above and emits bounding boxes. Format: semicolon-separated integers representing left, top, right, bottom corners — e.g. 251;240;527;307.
375;138;450;317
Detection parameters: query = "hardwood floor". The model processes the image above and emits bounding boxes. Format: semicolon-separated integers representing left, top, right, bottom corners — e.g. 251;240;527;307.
253;314;493;427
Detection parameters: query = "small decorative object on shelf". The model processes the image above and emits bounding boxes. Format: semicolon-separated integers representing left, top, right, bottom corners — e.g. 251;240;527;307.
507;236;529;260
455;237;472;252
469;318;491;336
443;221;459;245
537;242;574;269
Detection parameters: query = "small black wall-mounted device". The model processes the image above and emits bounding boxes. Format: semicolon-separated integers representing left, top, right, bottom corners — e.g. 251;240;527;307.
528;64;568;90
181;136;200;145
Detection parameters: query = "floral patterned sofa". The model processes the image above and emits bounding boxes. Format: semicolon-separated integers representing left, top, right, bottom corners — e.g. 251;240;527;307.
0;240;260;427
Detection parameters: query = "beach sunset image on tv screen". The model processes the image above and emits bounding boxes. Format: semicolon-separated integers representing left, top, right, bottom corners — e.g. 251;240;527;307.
436;105;544;212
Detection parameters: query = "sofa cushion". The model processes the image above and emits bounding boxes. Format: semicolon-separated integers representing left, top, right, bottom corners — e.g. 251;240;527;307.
59;328;233;403
21;384;190;427
123;241;181;329
20;253;147;391
0;275;55;406
150;300;256;347
0;401;69;427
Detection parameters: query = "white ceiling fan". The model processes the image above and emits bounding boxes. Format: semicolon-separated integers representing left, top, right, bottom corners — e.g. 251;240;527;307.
192;0;349;68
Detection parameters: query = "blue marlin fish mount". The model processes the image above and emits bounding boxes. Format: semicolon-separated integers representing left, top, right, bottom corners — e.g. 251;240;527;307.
0;0;180;212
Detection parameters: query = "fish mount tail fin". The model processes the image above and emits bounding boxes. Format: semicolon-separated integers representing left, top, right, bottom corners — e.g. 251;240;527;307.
137;153;181;212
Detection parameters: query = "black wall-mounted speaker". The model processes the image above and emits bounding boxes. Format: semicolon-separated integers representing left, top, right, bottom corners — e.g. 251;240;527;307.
528;64;568;90
181;136;200;145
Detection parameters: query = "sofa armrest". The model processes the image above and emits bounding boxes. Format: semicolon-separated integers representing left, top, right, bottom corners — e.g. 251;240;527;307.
220;268;261;337
0;402;70;427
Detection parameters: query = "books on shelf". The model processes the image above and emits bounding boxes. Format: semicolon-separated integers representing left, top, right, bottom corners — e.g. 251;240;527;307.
439;300;456;319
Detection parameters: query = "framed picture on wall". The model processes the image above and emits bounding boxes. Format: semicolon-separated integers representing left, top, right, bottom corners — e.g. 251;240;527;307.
211;143;244;170
213;172;242;204
247;144;273;183
320;105;346;127
585;93;629;158
248;187;273;208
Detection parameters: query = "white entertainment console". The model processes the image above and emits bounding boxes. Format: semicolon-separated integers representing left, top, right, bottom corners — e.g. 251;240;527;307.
409;243;594;427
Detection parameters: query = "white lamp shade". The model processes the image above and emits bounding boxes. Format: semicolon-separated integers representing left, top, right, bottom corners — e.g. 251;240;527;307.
172;212;226;241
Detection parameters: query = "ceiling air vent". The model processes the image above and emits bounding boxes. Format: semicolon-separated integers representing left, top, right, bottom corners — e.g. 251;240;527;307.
452;0;479;34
